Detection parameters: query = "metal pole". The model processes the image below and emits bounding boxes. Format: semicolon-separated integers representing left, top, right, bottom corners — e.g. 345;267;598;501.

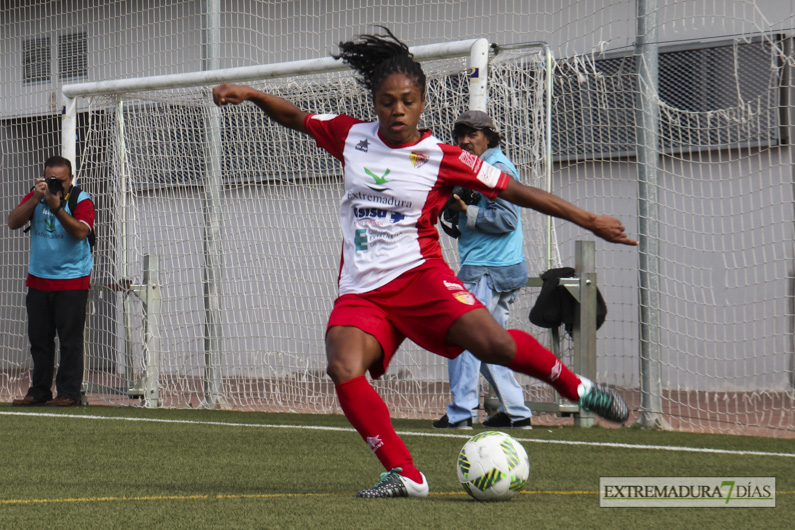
141;255;161;408
202;0;226;408
635;0;669;429
542;45;555;270
117;100;137;394
572;241;596;427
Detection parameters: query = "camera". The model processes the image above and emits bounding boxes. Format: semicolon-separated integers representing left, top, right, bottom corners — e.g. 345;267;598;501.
46;177;63;195
440;186;483;238
451;186;482;206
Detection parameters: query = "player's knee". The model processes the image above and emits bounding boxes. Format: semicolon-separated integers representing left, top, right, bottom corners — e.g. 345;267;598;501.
471;331;516;365
325;356;347;383
326;354;364;384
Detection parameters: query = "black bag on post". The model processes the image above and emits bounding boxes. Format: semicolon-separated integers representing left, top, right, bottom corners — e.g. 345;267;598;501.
529;267;606;336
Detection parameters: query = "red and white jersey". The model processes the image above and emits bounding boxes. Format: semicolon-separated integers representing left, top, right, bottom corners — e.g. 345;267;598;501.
304;113;510;295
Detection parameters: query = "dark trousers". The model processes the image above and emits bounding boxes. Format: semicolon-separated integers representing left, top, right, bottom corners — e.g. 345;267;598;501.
25;288;89;401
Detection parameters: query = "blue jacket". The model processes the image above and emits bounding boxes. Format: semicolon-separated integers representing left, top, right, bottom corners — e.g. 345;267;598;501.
456;147;528;292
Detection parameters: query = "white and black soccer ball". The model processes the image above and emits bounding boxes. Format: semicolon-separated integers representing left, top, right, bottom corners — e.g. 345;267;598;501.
457;431;530;501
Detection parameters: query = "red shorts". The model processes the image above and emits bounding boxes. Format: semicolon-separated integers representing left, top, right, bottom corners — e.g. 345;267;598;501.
326;259;485;379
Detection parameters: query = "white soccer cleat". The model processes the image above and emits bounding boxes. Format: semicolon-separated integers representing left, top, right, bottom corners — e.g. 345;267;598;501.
577;377;629;423
355;468;429;498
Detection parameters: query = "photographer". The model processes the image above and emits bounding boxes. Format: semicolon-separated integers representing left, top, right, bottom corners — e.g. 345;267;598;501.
8;155;94;407
433;111;534;429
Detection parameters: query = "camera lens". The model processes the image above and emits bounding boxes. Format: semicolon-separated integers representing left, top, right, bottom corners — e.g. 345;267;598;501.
46;177;63;194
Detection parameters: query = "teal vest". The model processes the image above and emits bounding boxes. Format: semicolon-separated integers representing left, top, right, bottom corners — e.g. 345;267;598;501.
28;191;93;279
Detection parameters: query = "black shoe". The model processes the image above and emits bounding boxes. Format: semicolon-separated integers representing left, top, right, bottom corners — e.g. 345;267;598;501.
482;411;512;428
510;417;533;430
432;414;472;429
482;411;533;429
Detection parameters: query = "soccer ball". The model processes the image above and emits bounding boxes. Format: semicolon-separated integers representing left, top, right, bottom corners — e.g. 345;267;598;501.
457;431;530;501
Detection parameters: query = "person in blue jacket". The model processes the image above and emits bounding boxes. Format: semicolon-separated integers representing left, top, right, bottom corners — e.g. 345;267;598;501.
433;110;534;430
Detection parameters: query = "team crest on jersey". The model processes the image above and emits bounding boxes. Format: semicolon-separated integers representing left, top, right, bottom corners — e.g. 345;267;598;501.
410;151;429;168
356;139;369;152
453;291;477;305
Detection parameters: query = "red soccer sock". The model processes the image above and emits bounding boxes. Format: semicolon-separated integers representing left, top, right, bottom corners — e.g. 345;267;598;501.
506;329;581;402
335;375;422;483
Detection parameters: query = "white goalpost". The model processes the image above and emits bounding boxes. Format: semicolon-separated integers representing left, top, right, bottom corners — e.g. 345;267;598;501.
61;39;558;414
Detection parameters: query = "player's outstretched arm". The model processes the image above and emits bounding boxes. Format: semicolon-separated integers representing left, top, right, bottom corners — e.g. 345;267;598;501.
212;83;309;134
499;178;638;246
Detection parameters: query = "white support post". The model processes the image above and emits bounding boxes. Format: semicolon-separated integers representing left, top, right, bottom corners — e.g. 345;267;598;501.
128;255;161;408
61;96;77;171
468;38;490;111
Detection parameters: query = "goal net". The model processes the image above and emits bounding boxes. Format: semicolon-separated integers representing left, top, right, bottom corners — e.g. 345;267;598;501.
72;42;557;414
5;1;792;438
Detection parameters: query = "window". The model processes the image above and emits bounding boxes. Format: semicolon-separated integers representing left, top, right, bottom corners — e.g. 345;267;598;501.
59;32;88;81
23;37;51;85
552;35;782;161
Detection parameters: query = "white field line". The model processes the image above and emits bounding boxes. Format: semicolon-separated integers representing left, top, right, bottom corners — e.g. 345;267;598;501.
2;411;793;458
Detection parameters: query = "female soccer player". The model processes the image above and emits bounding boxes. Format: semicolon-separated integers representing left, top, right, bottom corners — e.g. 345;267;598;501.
213;28;637;498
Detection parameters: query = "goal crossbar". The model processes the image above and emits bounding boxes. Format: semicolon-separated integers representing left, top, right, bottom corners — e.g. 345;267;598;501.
61;38;490;166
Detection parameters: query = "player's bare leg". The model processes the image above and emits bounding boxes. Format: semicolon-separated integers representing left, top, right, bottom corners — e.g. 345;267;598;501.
447;309;628;423
326;326;429;497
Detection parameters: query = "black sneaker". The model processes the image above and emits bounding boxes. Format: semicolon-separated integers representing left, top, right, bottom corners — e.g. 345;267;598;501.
482;411;512;428
482;411;533;429
432;414;472;429
355;468;429;498
578;383;629;423
510;417;533;430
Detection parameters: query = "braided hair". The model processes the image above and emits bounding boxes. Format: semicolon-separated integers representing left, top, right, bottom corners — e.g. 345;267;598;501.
334;26;426;98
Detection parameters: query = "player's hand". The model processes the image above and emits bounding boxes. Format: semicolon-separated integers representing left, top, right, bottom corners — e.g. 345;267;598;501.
448;194;468;213
590;215;638;246
213;84;251;106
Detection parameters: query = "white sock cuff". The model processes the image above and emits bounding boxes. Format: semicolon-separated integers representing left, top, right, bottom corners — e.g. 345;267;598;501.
577;377;593;398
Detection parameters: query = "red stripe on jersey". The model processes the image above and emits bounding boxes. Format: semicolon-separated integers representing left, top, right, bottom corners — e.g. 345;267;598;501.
438;143;510;199
303;113;361;161
416;178;448;261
